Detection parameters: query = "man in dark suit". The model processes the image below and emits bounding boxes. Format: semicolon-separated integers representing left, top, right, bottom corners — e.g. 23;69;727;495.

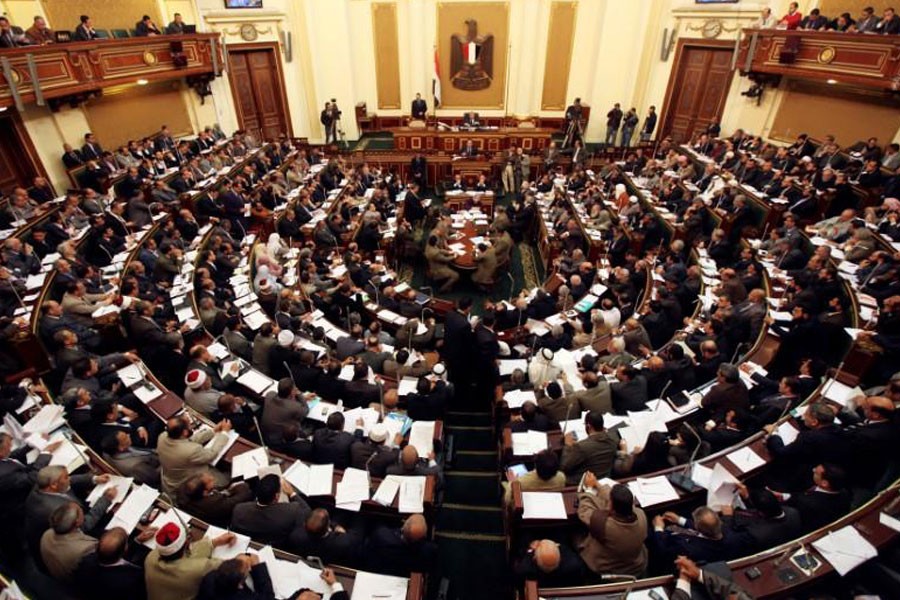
311;412;363;469
294;568;350;600
74;528;148;600
81;133;103;161
610;366;649;414
411;93;427;120
402;182;425;225
25;465;115;567
843;396;898;491
231;474;310;548
724;487;802;552
780;463;851;533
0;432;59;557
62;144;85;169
650;506;753;565
560;411;618;485
473;312;501;402
197;554;275;600
349;424;399;478
409;154;427;188
290;508;362;568
365;514;437;577
765;402;845;491
178;474;253;527
700;363;750;420
259;379;308;446
443;297;474;389
72;15;99;41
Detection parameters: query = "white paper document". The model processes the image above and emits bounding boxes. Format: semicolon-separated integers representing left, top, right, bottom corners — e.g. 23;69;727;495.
350;571;409;600
811;525;877;575
726;446;766;474
336;468;371;506
522;491;567;520
283;461;334;497
627;476;680;508
106;484;160;534
503;389;536;409
511;430;547;456
205;430;240;465
408;421;435;457
397;476;426;513
206;524;251;559
86;476;133;511
373;477;401;507
499;359;528;376
231;447;270;480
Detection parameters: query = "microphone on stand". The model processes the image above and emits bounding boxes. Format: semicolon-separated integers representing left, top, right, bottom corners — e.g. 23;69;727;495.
159;491;192;533
667;422;702;492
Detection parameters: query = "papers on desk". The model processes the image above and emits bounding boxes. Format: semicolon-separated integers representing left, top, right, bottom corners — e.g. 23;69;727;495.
627;588;670;600
283;461;334;497
133;381;163;404
231;447;270;480
335;467;371;510
237;368;276;395
821;378;864;408
22;404;65;436
86;476;133;511
511;430;548;456
205;430;240;465
106;484;160;534
524;318;550;337
499;359;528;376
522;491;567;520
36;433;89;473
775;421;800;445
350;571;409;600
343;407;381;435
503;388;537;410
811;525;878;575
879;511;900;533
206;524;251;560
117;363;144;387
207;342;230;360
408;421;435;457
705;463;740;511
726;446;766;474
627;476;680;507
243;309;270;331
560;415;588;441
397;377;418;397
373;476;401;507
397;476;426;513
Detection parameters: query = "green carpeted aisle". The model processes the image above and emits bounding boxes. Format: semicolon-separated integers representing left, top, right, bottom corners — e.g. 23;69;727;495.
429;410;512;600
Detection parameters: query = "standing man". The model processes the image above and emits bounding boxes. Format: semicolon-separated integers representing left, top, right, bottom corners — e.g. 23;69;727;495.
502;148;519;196
564;97;584;146
410;153;427;188
321;102;336;145
620;108;639;148
640;106;657;142
411;93;428;121
605;103;623;147
516;147;531;191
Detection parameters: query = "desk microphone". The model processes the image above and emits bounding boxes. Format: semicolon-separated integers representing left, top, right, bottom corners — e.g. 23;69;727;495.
159;491;192;533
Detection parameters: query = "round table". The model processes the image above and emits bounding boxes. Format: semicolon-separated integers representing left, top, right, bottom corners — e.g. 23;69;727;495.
448;218;491;270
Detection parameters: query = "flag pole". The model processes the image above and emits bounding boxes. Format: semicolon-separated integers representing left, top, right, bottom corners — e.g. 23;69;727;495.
503;42;511;124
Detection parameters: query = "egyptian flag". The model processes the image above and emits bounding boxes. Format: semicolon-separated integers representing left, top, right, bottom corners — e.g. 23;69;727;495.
461;40;480;65
433;49;441;108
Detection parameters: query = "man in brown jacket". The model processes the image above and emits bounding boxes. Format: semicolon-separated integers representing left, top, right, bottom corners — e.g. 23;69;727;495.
575;474;648;577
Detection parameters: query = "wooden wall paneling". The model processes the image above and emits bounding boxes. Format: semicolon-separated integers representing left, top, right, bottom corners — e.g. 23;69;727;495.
226;44;292;142
372;3;402;110
41;0;162;33
0;110;49;192
541;1;577;111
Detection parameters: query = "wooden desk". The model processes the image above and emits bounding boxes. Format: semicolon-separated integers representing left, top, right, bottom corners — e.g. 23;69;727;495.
443;189;495;214
392;127;555;154
447;219;491;270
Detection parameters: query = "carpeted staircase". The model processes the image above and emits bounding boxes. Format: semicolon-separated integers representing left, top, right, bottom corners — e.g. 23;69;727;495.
429;410;512;600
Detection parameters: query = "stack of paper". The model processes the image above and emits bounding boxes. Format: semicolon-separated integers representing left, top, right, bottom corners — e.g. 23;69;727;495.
704;463;740;511
335;468;370;511
205;430;240;466
350;571;409;600
726;446;766;474
22;405;65;436
503;389;536;409
511;430;547;456
627;476;680;508
373;477;401;506
397;476;426;513
397;377;419;397
408;421;435;457
498;359;528;376
237;369;275;395
106;484;160;534
522;491;567;520
86;476;133;511
230;447;270;480
811;525;878;575
821;378;864;408
206;524;251;559
282;462;334;497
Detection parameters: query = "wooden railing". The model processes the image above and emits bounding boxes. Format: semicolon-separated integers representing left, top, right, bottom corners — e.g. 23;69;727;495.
0;33;223;110
737;28;900;90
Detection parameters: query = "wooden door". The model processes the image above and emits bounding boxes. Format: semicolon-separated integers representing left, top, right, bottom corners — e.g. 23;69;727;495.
0;111;46;194
227;45;292;141
659;40;735;144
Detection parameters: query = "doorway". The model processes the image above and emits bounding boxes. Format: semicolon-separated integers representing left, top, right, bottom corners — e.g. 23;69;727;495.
0;110;47;194
226;44;292;141
659;40;735;144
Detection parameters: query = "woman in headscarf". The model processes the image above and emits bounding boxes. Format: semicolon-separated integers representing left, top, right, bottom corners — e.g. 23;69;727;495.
266;232;288;261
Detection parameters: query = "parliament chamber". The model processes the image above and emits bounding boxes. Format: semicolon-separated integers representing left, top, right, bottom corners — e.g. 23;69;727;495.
1;1;900;600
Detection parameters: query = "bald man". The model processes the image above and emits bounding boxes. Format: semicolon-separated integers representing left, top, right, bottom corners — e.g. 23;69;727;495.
513;538;585;586
386;445;442;485
365;513;437;576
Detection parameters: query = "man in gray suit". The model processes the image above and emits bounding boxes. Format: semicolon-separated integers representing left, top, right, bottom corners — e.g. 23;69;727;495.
101;430;161;487
560;412;618;485
260;379;309;446
569;371;612;415
40;502;97;582
231;474;310;549
156;414;232;495
25;465;116;568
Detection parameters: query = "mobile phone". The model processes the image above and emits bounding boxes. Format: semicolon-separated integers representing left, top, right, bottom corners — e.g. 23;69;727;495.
507;464;528;480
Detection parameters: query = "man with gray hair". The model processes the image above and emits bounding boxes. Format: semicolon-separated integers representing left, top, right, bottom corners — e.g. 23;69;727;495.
40;502;97;581
25;465;116;568
650;505;752;564
700;362;749;420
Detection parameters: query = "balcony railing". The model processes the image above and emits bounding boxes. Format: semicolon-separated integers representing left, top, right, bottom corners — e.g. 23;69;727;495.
737;27;900;90
0;32;223;110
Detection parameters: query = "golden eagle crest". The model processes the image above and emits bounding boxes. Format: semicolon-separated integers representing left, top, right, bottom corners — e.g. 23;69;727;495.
450;19;494;91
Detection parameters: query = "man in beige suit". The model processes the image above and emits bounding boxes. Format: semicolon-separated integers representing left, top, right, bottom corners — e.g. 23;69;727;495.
60;281;115;327
492;227;514;265
144;522;236;600
157;414;232;495
569;371;613;415
40;502;98;582
575;473;648;577
503;449;566;505
472;243;498;289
